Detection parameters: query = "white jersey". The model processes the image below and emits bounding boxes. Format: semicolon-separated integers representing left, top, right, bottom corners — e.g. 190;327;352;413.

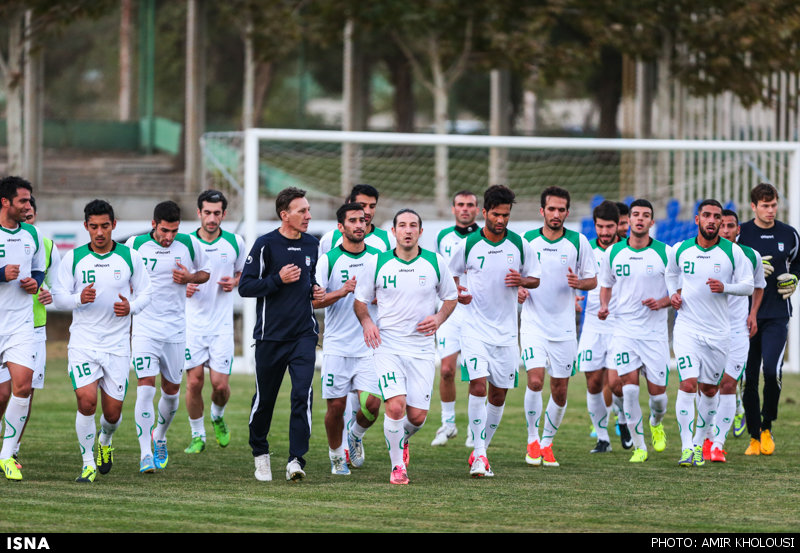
599;238;670;341
53;242;152;355
317;244;380;357
448;229;539;347
730;243;766;333
0;222;46;336
319;226;394;256
582;238;617;335
127;232;208;343
436;225;480;324
522;228;595;341
667;237;754;337
185;229;247;336
355;247;457;358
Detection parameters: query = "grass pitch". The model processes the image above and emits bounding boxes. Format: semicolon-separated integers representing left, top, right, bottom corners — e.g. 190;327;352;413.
2;343;799;533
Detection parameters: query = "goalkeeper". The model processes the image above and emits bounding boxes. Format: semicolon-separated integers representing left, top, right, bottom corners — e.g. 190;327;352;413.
737;183;800;457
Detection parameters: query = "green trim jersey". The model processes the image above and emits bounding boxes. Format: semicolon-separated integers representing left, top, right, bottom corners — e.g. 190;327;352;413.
185;229;247;337
730;243;766;332
316;244;381;357
522;228;595;341
0;222;46;335
33;237;61;329
319;226;395;256
666;237;754;337
126;232;209;343
582;239;617;335
354;247;457;358
448;229;539;347
53;242;152;355
598;238;670;341
436;224;480;323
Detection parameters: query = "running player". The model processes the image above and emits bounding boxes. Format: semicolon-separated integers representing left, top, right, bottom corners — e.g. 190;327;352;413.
52;199;152;482
667;199;754;467
737;182;800;455
578;200;627;454
521;186;596;467
615;202;630;240
314;203;381;475
127;201;209;473
449;185;539;477
598;199;671;463
0;177;45;481
431;190;480;447
354;209;457;485
183;190;246;454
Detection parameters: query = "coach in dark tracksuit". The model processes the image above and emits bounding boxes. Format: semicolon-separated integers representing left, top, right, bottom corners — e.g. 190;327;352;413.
239;187;325;481
738;183;800;455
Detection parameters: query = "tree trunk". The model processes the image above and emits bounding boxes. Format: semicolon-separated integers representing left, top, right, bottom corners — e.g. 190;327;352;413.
119;0;133;121
384;52;415;133
5;10;24;175
594;47;623;139
251;61;273;127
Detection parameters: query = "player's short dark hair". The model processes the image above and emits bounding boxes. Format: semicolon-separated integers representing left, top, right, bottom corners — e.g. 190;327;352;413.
452;190;478;205
29;195;37;214
593;200;619;223
697;199;723;214
154;200;181;224
629;198;654;217
84;199;115;223
0;176;33;205
393;208;422;228
197;189;227;211
541;186;570;209
484;185;516;211
347;184;379;203
722;208;739;224
750;182;778;205
336;202;365;224
615;201;629;217
275;187;307;217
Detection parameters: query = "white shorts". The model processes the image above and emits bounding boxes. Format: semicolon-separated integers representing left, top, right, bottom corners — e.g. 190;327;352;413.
610;335;670;387
577;331;615;373
131;336;185;385
436;310;464;359
461;339;519;389
0;331;36;375
724;330;749;382
31;335;46;390
184;333;234;375
673;326;727;386
520;333;577;379
68;347;129;401
321;354;380;399
374;349;435;411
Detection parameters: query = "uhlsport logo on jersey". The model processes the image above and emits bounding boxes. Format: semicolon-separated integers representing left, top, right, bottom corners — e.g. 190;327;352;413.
419;275;427;286
305;255;311;266
714;263;721;273
560;255;568;265
114;269;121;280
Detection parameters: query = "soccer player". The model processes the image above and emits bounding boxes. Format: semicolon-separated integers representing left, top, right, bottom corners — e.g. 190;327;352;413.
667;199;753;467
52;199;152;482
598;199;671;463
127;201;209;473
737;183;800;456
431;189;480;447
578;200;628;454
314;203;382;475
449;185;539;477
183;190;246;454
354;209;457;485
521;186;596;467
239;187;325;482
615;201;630;240
0;177;45;481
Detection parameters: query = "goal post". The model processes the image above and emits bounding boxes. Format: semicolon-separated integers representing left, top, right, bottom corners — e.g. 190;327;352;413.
239;128;800;373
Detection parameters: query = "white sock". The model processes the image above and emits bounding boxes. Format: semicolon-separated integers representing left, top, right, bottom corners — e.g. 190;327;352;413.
524;387;542;443
153;391;180;442
210;402;225;421
675;390;696;451
587;391;610;442
484;402;505;449
714;394;737;448
329;445;345;460
648;393;668;426
383;416;405;468
403;416;425;442
342;392;357;449
468;394;487;456
98;414;120;447
613;393;627;424
705;391;719;441
75;411;96;467
441;401;456;426
135;385;156;457
540;397;566;448
623;384;645;450
351;420;367;439
694;393;717;447
1;395;30;459
189;416;205;440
